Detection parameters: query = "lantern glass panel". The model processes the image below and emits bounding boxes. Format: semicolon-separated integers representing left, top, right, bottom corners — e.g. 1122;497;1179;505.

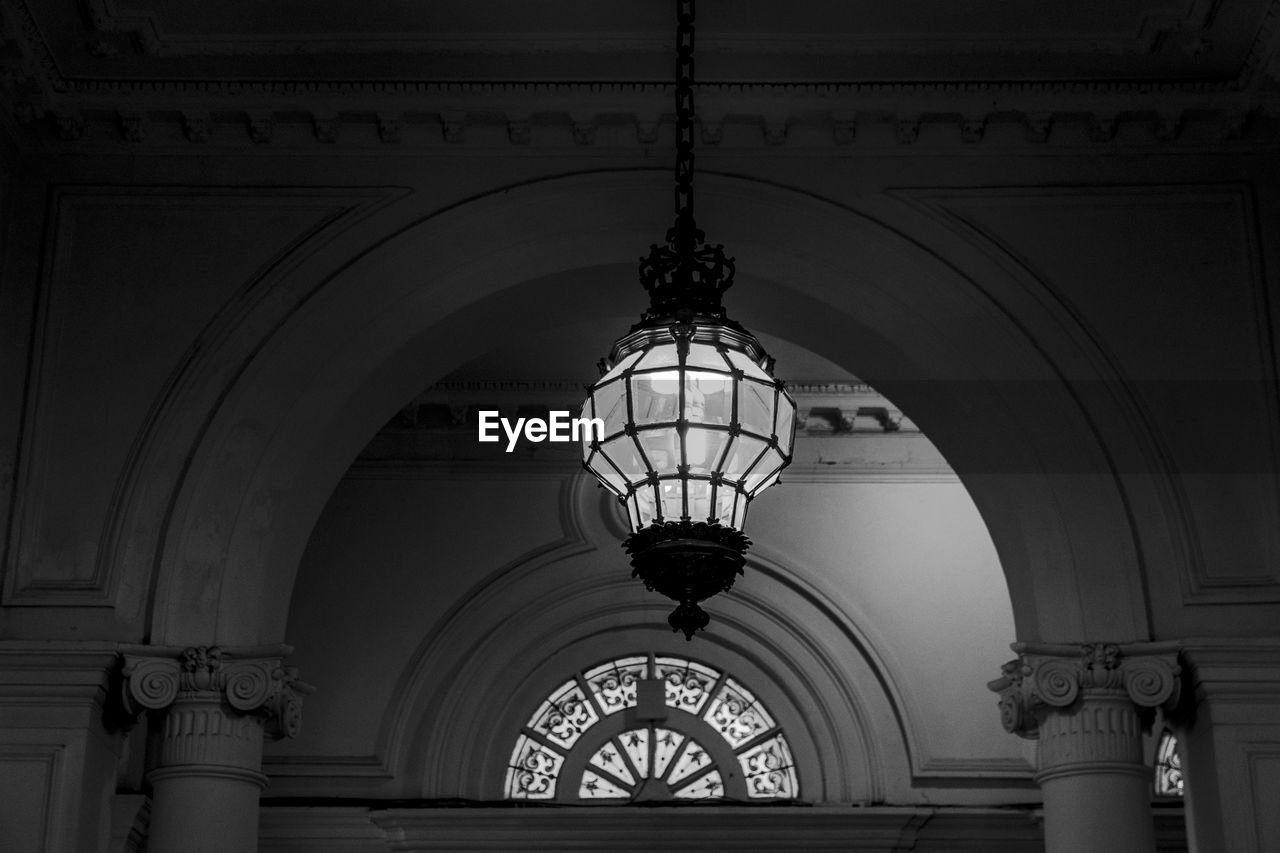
730;490;747;529
631;372;681;425
586;449;627;495
775;396;796;454
686;343;733;371
726;348;773;383
626;492;644;532
685;372;730;423
634;484;658;527
751;470;781;497
739;381;776;438
600;435;647;487
686;479;713;521
638;425;679;472
685;425;729;474
744;447;785;493
723;434;768;484
599;350;644;385
634;343;679;373
594;379;628;439
659;478;684;520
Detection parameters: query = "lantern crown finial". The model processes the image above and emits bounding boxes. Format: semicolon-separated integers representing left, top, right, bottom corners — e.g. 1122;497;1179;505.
637;223;736;327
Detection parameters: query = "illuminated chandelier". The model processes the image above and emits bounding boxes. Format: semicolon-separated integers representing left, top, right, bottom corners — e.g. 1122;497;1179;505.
580;0;797;640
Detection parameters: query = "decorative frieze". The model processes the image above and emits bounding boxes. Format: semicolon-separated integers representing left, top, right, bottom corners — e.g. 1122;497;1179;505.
313;114;339;144
440;110;467;144
117;110;146;143
376;112;403;144
180;111;212;142
1089;113;1118;142
832;114;856;145
508;116;532;145
635;118;660;145
246;112;275;144
894;117;920;145
52;111;83;141
1024;113;1053;144
959;116;986;144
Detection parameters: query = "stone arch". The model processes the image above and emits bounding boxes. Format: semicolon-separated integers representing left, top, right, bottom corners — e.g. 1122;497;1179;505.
138;168;1163;648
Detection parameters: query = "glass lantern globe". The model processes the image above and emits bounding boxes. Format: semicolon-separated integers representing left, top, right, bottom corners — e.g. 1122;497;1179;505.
582;323;795;533
581;317;796;638
578;0;793;638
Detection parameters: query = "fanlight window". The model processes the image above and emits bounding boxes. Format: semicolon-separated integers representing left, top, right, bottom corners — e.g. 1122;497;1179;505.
505;655;799;802
1154;730;1183;797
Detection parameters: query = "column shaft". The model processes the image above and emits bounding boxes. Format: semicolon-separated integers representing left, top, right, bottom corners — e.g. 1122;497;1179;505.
146;695;268;853
1037;691;1155;853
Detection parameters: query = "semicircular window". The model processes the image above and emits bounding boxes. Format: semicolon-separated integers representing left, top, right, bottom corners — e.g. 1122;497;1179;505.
504;654;799;802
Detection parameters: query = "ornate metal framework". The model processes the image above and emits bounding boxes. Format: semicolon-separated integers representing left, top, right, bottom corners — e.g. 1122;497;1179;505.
580;0;796;640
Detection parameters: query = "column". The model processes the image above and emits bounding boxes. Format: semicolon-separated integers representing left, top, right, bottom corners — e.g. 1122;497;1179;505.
120;645;311;853
988;641;1180;853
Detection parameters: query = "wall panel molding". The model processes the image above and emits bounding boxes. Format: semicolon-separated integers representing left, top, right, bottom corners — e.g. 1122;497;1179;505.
2;184;409;617
893;182;1280;608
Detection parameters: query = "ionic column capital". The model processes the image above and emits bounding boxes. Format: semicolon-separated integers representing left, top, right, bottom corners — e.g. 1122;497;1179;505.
120;645;313;740
988;641;1181;740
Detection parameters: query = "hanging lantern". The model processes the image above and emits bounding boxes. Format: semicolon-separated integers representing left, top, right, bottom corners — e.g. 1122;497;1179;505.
579;0;796;639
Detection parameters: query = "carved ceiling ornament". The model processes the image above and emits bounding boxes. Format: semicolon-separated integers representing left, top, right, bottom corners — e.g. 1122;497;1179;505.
3;0;1280;146
988;641;1181;740
120;645;313;740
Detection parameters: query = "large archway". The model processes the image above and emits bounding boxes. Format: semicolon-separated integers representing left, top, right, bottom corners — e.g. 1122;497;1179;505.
135;170;1159;647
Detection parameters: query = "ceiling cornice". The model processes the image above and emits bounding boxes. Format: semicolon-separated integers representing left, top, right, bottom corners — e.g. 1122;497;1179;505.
5;0;1280;148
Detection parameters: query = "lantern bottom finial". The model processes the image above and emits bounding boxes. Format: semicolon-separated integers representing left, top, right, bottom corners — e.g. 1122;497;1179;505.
624;520;750;640
667;600;711;640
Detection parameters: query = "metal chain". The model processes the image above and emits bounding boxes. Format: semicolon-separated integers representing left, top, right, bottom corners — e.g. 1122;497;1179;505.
637;0;735;321
672;0;696;249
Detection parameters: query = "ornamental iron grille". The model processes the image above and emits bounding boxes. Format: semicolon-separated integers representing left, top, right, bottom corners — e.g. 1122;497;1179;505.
1154;729;1184;797
504;654;799;802
579;0;797;640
